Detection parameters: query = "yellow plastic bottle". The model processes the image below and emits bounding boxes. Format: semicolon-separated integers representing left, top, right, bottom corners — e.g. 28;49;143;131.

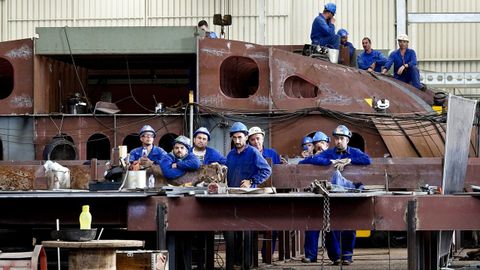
79;205;92;230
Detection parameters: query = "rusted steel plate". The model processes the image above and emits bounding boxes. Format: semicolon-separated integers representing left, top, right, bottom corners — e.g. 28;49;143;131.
0;39;33;114
372;118;419;157
198;38;270;110
269;48;433;113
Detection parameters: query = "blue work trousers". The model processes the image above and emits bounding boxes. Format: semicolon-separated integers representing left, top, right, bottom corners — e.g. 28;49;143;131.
304;230;320;261
326;230;356;262
314;35;340;50
261;231;278;260
397;65;422;89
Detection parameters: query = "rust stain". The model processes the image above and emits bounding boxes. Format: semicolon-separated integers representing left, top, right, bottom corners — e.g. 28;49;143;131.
69;165;90;190
5;44;32;60
9;95;33;108
0;166;34;190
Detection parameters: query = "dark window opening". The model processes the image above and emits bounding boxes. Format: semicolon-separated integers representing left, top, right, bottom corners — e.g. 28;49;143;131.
43;135;77;160
87;133;111;160
349;132;365;152
0;58;14;100
159;133;177;153
284;76;319;98
123;134;142;153
0;138;3;160
220;56;259;98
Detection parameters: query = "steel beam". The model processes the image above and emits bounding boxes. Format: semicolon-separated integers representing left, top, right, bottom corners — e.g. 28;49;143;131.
408;13;480;23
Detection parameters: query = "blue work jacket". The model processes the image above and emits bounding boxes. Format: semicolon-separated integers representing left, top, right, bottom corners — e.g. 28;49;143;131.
191;146;227;165
226;145;272;187
159;152;201;180
129;146;167;165
262;148;282;165
310;14;336;45
384;48;418;79
299;146;371;166
357;50;388;72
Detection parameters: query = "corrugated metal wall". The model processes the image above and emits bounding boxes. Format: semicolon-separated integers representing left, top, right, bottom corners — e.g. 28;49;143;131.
0;0;478;94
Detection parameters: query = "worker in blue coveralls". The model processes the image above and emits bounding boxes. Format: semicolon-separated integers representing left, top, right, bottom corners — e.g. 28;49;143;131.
357;37;388;73
129;125;168;168
337;28;355;65
247;126;284;262
298;131;330;263
381;34;425;90
198;20;218;39
301;136;315;158
225;122;272;268
191;127;226;165
310;3;339;49
303;125;371;265
159;135;201;180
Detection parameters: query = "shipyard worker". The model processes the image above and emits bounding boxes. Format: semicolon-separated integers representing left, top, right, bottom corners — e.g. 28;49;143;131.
301;136;314;158
305;125;370;265
248;126;286;165
192;127;226;165
381;34;425;90
129;125;167;169
310;3;339;49
226;122;272;188
357;37;388;73
159;135;201;180
337;28;355;65
198;20;218;39
298;131;329;263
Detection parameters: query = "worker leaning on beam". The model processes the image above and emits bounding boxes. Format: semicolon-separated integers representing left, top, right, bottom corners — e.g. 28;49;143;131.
248;126;286;165
191;127;226;165
357;37;388;73
129;125;168;168
381;34;425;90
159;135;201;180
310;2;340;49
226;122;271;188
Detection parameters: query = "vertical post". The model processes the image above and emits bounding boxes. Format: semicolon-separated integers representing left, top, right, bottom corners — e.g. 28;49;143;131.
257;0;266;45
407;200;417;270
189;90;194;142
396;0;407;37
90;158;97;180
113;114;117;147
156;204;167;250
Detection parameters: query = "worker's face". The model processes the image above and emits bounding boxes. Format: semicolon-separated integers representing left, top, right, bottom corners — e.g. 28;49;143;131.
314;141;329;153
140;132;155;146
334;135;349;150
340;36;348;45
362;39;371;51
231;132;247;149
199;25;208;32
398;40;409;50
303;142;314;153
248;134;264;152
193;133;209;150
173;143;188;159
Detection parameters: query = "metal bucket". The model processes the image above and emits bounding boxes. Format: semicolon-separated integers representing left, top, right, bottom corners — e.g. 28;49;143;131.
125;171;147;189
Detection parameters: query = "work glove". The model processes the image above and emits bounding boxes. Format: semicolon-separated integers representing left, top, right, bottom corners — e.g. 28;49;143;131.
331;158;351;171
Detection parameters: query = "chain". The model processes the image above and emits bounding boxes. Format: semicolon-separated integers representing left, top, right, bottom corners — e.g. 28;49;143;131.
320;184;331;269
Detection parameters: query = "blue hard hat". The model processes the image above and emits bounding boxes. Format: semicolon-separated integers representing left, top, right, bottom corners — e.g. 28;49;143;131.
230;122;248;136
312;131;330;143
173;135;191;149
139;125;156;138
332;125;352;138
193;127;211;141
337;28;348;37
324;3;337;15
302;136;313;145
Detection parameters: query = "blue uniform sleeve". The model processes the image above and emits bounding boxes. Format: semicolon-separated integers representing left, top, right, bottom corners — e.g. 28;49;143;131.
159;154;185;180
357;53;369;70
251;153;272;187
176;154;201;171
349;148;371;165
406;49;417;67
299;152;332;166
384;52;394;71
206;148;227;165
374;50;388;68
129;148;140;162
310;15;335;42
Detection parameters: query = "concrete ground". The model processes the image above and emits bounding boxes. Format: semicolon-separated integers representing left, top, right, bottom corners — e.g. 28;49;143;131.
214;248;480;270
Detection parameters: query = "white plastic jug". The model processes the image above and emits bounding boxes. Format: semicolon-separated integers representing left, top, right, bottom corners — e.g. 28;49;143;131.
328;48;339;64
125;171;147;189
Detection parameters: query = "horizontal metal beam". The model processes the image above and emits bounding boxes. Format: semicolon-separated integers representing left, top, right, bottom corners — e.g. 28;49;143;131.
408;13;480;23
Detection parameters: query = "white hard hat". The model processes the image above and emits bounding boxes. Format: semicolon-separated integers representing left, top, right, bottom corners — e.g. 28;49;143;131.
397;34;409;42
248;126;265;138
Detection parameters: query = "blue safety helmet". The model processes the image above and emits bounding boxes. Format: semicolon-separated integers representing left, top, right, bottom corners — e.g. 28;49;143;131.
230;122;249;136
337;28;348;37
312;131;330;143
139;125;156;138
302;136;313;146
324;3;337;15
193;127;211;141
332;125;352;138
173;135;191;149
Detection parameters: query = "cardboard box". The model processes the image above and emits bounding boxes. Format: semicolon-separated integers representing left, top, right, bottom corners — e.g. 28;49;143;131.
117;250;168;270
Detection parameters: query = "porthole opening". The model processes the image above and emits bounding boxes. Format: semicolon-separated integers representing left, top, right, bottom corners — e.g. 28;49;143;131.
284;76;319;98
0;57;14;100
220;56;259;98
87;133;111;160
159;133;178;153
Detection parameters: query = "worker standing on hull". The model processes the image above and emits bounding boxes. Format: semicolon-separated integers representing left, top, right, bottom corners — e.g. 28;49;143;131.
382;34;425;90
357;37;388;73
299;131;330;263
310;3;339;49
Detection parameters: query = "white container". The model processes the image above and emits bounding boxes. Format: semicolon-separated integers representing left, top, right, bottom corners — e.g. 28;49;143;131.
328;48;339;64
125;171;147;189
